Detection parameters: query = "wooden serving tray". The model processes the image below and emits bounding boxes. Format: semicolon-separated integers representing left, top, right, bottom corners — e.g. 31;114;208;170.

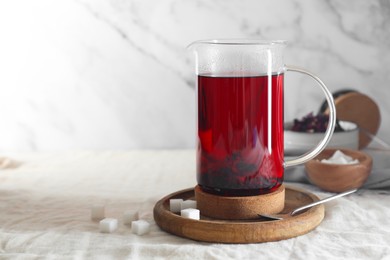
153;186;325;243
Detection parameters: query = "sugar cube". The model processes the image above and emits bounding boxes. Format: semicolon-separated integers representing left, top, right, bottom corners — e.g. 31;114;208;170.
91;204;105;221
99;218;118;233
123;210;139;225
131;220;150;235
169;199;183;213
181;200;197;210
181;208;200;220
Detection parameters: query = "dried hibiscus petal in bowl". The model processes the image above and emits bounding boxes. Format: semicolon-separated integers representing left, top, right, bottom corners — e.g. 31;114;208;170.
291;112;344;133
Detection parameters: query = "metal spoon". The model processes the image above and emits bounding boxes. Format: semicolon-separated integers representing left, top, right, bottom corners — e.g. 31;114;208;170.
258;188;357;221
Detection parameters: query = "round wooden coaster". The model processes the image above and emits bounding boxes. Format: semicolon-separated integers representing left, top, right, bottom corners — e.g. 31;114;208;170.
195;185;285;220
323;92;381;149
153;186;325;244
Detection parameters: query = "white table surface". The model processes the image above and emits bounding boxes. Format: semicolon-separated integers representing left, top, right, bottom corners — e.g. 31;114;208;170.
0;150;389;259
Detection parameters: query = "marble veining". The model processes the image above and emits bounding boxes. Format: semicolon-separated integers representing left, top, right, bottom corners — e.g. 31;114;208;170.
0;0;389;151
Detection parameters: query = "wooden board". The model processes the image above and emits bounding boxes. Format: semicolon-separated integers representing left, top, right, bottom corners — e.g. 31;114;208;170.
324;92;381;149
153;186;325;243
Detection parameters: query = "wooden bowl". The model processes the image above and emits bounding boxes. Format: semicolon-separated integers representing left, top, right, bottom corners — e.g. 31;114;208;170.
304;148;373;192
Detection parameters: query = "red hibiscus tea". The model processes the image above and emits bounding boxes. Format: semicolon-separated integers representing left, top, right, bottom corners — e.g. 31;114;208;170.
197;74;284;196
191;39;336;198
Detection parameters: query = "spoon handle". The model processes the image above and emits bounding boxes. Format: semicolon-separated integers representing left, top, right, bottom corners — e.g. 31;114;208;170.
290;188;358;216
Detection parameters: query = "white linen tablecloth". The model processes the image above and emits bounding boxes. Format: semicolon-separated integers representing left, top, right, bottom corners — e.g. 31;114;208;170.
0;150;389;259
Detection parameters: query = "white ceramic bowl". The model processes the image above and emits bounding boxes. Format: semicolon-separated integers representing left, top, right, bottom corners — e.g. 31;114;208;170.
284;121;359;155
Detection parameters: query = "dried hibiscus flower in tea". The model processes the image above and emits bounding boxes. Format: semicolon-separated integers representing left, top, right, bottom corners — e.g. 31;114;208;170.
291;112;344;133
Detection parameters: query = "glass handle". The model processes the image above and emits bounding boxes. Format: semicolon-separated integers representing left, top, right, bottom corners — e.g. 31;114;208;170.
284;65;337;168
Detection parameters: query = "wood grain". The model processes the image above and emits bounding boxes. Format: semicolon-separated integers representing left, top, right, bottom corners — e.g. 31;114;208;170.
153;186;325;243
305;148;372;192
324;92;381;149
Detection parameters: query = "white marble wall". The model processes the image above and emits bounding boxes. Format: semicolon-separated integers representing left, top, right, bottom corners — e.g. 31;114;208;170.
0;0;389;151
